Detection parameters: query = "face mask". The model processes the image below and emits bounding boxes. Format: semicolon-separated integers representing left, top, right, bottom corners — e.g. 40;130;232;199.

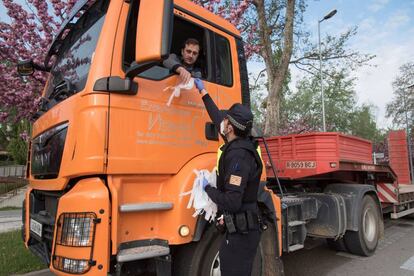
220;120;227;136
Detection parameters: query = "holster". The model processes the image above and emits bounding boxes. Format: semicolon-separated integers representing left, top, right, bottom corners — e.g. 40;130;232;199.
235;213;248;234
224;212;237;234
222;210;261;234
245;210;258;231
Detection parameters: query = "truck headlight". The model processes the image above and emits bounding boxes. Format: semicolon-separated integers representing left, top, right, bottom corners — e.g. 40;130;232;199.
56;213;97;247
53;256;90;274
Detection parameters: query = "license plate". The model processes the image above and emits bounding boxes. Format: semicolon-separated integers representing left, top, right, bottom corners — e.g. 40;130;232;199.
286;161;316;169
30;218;42;237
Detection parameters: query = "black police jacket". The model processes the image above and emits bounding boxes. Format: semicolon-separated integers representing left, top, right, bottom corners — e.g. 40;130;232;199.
202;94;263;213
205;138;262;213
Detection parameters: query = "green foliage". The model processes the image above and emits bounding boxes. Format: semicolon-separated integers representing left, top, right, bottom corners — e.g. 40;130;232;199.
0;179;27;195
281;69;355;132
0;206;22;211
250;69;291;133
0;230;47;275
279;76;319;131
351;104;385;143
6;137;28;165
0;120;30;165
281;68;382;141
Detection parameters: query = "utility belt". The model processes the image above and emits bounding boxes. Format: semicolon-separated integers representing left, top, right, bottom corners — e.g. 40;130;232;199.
216;210;267;234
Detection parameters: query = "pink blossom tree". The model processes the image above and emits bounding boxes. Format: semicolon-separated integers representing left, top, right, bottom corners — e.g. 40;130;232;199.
0;0;77;162
0;0;77;123
192;0;260;58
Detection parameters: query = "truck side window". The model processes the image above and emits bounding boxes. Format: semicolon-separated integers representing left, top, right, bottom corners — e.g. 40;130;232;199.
123;5;208;81
214;34;233;87
167;16;208;80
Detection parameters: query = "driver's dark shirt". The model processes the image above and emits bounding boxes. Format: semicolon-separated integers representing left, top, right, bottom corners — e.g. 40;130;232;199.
162;53;202;78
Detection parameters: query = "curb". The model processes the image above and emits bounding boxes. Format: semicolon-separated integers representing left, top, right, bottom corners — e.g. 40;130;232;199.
12;269;52;276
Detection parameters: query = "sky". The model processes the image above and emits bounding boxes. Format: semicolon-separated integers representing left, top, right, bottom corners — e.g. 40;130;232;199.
249;0;414;129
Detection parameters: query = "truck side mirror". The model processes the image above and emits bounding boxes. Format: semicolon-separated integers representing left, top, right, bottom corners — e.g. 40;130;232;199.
136;0;173;63
126;0;173;78
17;60;35;76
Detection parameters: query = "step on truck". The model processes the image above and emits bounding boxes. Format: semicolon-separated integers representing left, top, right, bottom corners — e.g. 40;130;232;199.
17;0;413;275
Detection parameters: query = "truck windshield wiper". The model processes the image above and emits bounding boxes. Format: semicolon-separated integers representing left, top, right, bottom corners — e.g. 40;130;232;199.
32;79;75;120
48;79;75;101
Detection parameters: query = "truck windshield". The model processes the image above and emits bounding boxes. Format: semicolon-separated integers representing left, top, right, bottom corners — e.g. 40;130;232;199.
44;1;109;108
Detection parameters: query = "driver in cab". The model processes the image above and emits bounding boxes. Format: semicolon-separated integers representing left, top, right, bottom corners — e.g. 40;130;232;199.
163;38;202;84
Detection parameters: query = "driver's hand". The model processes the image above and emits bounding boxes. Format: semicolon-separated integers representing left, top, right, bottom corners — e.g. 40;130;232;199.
176;67;191;84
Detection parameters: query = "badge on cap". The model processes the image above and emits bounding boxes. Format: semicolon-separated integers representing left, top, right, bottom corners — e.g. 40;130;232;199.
229;175;242;186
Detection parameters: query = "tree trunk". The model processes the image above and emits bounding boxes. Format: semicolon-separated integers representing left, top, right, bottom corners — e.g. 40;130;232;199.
264;85;281;135
254;0;295;136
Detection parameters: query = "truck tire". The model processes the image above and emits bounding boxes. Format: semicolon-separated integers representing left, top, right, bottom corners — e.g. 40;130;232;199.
173;225;282;275
344;195;381;256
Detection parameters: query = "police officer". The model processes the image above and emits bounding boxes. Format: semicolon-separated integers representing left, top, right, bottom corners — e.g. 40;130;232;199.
194;78;263;276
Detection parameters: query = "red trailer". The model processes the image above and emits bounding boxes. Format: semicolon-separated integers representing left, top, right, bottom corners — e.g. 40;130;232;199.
378;130;414;218
258;131;413;257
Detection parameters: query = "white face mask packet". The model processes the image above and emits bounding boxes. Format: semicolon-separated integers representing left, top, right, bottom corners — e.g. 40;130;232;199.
178;78;194;90
179;168;218;222
220;120;226;136
164;78;195;106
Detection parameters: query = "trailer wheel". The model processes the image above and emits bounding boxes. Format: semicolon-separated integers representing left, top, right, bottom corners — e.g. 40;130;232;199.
344;195;381;256
173;225;282;275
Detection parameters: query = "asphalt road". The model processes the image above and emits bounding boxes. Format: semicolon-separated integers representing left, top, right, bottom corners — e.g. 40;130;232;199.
0;209;22;233
5;211;414;275
283;216;414;276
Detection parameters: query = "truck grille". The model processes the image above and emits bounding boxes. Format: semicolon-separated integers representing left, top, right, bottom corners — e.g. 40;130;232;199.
28;190;62;265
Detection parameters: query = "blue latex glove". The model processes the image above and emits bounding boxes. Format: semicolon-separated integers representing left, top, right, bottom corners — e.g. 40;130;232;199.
202;176;209;190
194;78;205;93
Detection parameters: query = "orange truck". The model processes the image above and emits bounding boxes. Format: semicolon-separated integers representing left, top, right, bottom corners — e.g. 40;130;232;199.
18;0;281;275
17;0;414;275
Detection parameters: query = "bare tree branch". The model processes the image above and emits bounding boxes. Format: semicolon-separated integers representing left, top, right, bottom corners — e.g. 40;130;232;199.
289;52;319;63
253;68;267;88
293;62;317;76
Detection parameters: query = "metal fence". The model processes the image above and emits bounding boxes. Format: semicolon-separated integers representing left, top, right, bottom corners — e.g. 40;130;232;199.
0;165;27;197
0;165;26;178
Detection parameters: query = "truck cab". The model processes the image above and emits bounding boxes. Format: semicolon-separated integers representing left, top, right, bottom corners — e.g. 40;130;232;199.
21;0;278;275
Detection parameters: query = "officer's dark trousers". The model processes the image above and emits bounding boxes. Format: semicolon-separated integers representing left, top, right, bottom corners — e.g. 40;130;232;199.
219;230;261;276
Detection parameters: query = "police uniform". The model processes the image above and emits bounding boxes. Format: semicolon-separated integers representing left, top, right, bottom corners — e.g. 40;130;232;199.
202;94;263;276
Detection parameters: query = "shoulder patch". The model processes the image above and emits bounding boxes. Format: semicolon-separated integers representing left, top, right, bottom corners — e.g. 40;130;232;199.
229;175;242;186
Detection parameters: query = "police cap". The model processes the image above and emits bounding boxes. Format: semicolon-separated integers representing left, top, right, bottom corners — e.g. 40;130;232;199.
221;103;254;132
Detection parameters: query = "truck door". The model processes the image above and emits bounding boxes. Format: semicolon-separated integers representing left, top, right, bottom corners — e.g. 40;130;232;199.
107;3;232;175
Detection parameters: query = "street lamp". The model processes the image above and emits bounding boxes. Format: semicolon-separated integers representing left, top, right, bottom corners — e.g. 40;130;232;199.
405;84;414;184
318;9;337;132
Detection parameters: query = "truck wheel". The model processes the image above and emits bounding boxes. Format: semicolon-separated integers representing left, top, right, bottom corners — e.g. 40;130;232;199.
173;225;277;275
344;195;381;256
